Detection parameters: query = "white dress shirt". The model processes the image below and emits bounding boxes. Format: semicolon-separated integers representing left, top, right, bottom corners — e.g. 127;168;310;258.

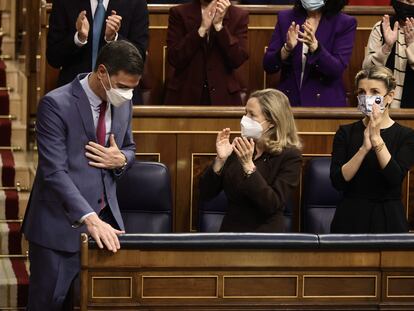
80;74;111;144
300;44;308;88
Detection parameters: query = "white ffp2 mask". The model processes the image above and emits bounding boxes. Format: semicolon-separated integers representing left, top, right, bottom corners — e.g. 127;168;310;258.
240;115;263;139
101;71;134;107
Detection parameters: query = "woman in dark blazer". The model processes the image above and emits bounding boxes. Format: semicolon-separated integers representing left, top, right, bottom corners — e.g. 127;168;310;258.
263;0;357;106
199;89;302;232
164;0;249;105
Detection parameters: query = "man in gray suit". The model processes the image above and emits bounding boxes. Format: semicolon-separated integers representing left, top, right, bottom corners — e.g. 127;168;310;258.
22;40;142;311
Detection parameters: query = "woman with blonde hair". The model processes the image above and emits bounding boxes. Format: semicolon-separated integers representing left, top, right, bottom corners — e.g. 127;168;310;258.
199;88;302;232
330;66;414;233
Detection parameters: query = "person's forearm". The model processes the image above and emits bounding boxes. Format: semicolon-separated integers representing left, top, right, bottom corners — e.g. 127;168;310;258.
341;147;369;181
280;43;291;61
213;157;227;175
371;138;391;169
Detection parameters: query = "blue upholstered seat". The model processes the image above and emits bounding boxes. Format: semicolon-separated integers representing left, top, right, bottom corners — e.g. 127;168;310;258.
302;157;341;234
198;191;227;232
198;191;294;232
116;161;173;233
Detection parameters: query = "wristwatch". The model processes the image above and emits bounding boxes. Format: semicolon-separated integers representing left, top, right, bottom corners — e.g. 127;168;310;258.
244;166;256;178
119;153;127;171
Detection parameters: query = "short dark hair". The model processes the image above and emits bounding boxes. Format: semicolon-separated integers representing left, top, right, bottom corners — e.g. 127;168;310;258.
94;40;144;76
294;0;348;17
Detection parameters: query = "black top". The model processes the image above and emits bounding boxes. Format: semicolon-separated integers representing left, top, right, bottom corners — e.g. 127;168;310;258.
199;147;302;232
330;120;414;233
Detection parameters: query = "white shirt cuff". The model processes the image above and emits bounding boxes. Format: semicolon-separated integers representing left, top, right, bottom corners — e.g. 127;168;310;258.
74;31;88;47
79;212;96;224
105;32;118;43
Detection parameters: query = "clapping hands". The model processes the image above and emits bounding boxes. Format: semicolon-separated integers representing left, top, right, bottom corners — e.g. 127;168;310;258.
76;11;90;43
362;103;384;152
199;0;217;36
214;128;256;175
286;21;300;51
213;0;231;30
105;10;122;41
216;128;233;160
233;137;255;173
382;15;399;52
403;17;414;46
298;19;319;53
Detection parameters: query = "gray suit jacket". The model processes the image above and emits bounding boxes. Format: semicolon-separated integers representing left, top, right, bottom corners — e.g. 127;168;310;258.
22;74;135;252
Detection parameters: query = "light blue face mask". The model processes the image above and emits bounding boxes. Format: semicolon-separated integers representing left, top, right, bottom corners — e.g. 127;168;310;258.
301;0;325;11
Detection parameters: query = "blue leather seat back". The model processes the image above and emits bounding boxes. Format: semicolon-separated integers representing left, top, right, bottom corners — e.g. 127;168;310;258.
116;161;173;233
199;191;228;232
199;191;294;232
302;157;341;234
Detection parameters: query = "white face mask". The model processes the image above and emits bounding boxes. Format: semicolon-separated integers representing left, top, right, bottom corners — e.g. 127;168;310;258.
357;95;386;116
101;71;134;107
301;0;325;11
240;115;264;139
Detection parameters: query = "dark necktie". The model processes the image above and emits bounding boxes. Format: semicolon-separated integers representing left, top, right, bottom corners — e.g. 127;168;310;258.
96;101;107;211
96;101;107;146
92;0;106;69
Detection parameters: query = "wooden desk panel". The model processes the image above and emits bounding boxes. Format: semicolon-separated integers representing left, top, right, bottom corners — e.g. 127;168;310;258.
80;234;414;311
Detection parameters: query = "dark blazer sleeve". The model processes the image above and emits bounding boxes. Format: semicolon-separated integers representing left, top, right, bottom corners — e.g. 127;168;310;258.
36;96;94;223
114;102;136;179
238;148;302;217
46;0;86;69
307;15;357;79
166;7;205;70
199;163;224;202
118;0;149;62
330;125;349;191
213;9;249;69
263;12;289;74
380;128;414;186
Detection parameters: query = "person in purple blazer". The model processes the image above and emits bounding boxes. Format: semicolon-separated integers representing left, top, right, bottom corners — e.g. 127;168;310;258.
263;0;357;107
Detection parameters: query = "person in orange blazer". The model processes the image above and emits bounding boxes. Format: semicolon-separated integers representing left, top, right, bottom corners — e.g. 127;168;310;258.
164;0;249;105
